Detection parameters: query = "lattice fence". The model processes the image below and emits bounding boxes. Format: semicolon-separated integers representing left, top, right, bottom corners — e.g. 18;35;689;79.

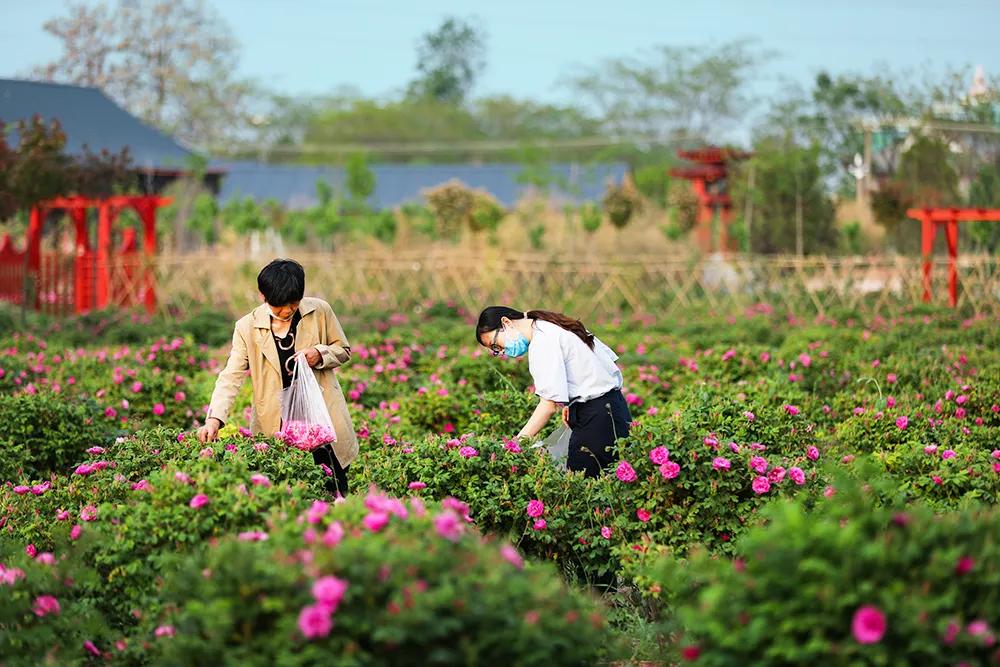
154;251;1000;320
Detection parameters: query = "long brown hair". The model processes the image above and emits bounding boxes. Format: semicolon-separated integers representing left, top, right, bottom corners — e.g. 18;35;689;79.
476;306;595;350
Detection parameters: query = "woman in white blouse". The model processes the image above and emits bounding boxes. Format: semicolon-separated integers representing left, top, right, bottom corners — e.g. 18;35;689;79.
476;306;631;478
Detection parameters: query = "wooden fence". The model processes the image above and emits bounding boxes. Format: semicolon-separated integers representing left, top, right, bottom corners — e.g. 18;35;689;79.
152;251;1000;320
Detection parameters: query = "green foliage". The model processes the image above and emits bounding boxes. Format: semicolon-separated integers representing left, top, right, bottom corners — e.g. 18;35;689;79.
0;393;117;480
345;151;376;202
146;494;613;666
633;165;670;208
407;17;486;104
642;467;1000;665
602;183;643;229
736;138;837;254
580;203;602;233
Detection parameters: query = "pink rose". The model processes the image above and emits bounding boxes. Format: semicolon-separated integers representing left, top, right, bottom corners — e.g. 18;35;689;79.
649;446;670;465
616;461;638;483
852;606;886;644
500;544;524;569
312;575;348;611
712;457;731;470
601;526;613;539
407;481;427;490
768;466;786;484
659;461;681;479
636;508;651;522
788;466;806;485
434;511;464;541
532;518;547;531
189;494;209;509
526;499;545;518
750;456;768;474
363;512;389;533
807;446;820;461
751;476;771;494
895;416;908;430
298;604;333;639
33;595;61;617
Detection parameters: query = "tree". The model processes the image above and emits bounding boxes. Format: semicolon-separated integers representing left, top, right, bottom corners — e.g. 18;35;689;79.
733;136;837;255
566;41;768;144
0;117;133;221
408;17;486;104
35;0;255;149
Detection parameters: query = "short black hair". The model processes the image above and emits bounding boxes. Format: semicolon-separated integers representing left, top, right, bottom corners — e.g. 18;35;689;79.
257;259;305;306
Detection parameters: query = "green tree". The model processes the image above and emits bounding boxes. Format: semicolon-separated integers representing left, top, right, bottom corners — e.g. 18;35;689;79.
408;17;486;104
734;136;837;255
567;40;768;143
345;152;376;203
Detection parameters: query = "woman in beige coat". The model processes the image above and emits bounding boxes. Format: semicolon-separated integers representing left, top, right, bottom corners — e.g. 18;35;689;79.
197;259;358;496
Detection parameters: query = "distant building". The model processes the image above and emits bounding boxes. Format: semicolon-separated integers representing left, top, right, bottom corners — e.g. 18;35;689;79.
1;78;627;209
0;78;222;193
211;160;628;210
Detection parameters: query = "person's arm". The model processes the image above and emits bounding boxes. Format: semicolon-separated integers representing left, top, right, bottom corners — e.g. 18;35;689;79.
201;324;250;436
516;398;560;440
311;303;351;370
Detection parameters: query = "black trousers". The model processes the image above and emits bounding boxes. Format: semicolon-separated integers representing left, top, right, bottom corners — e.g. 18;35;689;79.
566;389;632;479
312;444;349;498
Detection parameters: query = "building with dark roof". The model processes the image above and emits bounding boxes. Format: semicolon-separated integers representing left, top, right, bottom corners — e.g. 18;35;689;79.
0;78;221;193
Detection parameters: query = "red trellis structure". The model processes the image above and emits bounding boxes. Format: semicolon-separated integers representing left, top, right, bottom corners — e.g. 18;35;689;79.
907;207;1000;307
670;147;751;254
0;195;170;315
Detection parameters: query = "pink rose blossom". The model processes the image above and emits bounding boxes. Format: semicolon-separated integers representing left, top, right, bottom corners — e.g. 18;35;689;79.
649;446;670;465
458;446;478;458
237;531;269;542
152;403;165;416
83;641;101;657
154;625;176;638
322;522;345;546
601;526;613;539
852;606;886;644
784;404;800;416
752;476;771;494
363;512;389;532
636;508;651;522
616;460;638;483
434;511;464;541
526;499;545;518
659;461;681;479
941;449;956;460
788;467;806;485
955;556;974;575
712;457;731;470
33;595;61;617
807;446;820;461
189;494;209;509
80;505;98;521
298;604;333;639
750;456;768;474
895;416;908;430
500;544;524;569
250;474;271;487
532;518;547;530
768;466;786;484
407;481;427;490
312;576;348;611
70;524;83;540
743;411;755;421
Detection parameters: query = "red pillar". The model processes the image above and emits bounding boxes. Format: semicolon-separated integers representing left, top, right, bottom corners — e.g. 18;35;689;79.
71;207;93;314
26;206;45;309
692;180;713;253
945;218;959;307
95;202;114;309
920;215;936;303
137;199;158;314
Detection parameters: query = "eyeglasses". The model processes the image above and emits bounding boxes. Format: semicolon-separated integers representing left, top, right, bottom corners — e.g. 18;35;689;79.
490;328;502;357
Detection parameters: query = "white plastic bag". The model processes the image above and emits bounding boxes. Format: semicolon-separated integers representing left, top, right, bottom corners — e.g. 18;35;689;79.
277;354;337;451
532;425;570;470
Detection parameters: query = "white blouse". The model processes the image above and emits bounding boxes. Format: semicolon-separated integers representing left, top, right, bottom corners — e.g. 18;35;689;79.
527;320;622;404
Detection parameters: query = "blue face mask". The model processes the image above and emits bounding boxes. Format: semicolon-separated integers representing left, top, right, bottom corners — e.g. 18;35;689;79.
504;330;529;358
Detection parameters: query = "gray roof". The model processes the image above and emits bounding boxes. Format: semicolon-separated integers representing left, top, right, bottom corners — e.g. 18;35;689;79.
0;78;192;171
211;161;628;210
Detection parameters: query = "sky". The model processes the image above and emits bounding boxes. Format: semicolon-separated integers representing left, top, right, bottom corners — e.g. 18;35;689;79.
2;0;998;109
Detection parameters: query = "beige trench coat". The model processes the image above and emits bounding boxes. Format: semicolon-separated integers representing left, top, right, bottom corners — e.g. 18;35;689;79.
206;297;359;467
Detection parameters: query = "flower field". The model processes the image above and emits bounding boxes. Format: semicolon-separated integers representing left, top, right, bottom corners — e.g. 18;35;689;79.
1;302;999;665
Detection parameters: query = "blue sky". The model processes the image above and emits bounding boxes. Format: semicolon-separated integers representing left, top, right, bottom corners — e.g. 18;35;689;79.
3;0;998;106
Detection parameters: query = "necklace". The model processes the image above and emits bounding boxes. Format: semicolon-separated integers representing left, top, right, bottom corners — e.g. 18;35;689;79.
276;331;295;351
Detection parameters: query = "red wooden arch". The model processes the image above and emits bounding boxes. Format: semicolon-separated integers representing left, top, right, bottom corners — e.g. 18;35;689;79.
1;194;171;314
906;207;1000;307
670;147;752;254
